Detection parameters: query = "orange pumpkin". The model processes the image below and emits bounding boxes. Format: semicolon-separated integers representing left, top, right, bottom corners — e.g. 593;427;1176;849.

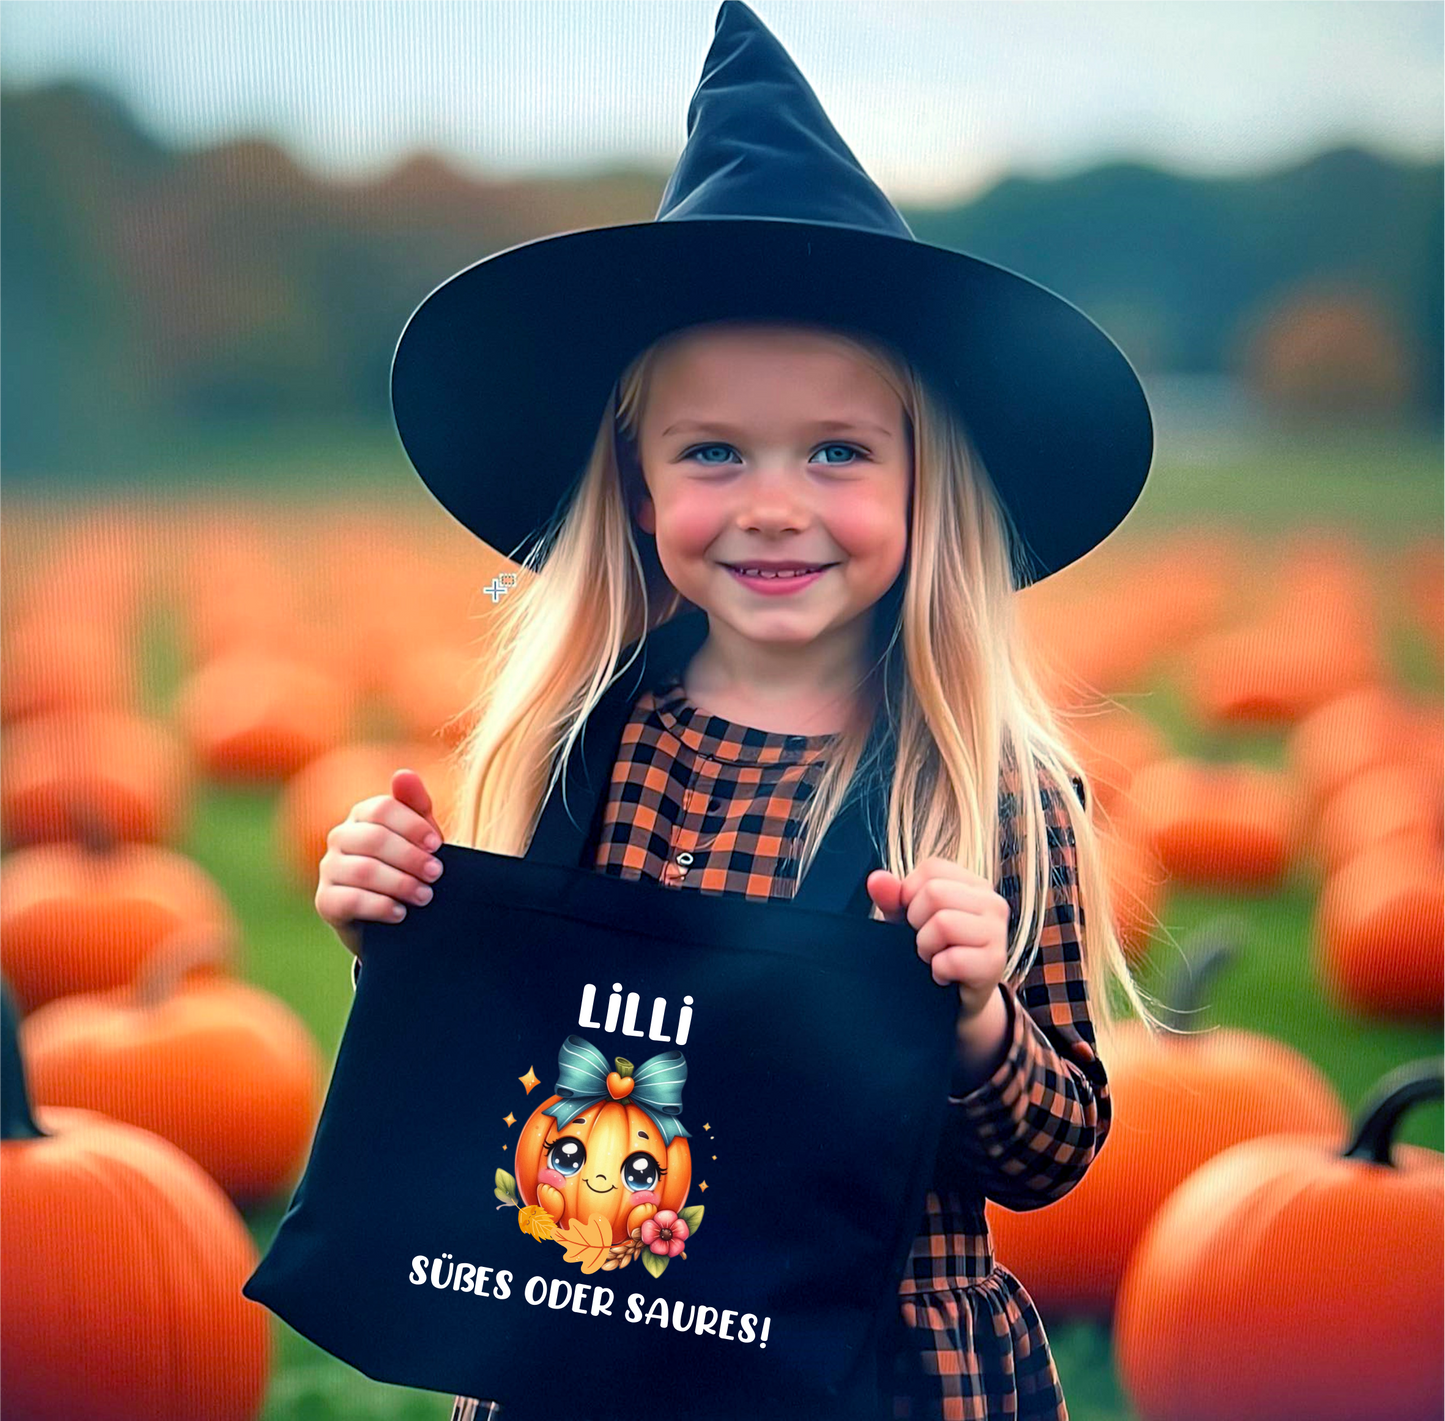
1315;836;1444;1019
172;648;354;782
1117;758;1300;891
1114;1058;1442;1421
986;934;1347;1319
169;505;376;688
1;708;193;848
36;505;154;616
1408;701;1445;794
516;1058;692;1241
1287;682;1429;809
0;979;271;1420
1119;531;1240;646
20;929;324;1206
0;613;137;723
309;522;508;698
169;517;296;666
1184;532;1384;730
0;827;235;1014
1311;761;1443;876
312;560;433;699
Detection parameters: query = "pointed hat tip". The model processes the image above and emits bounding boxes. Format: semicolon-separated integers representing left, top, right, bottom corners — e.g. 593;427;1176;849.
717;0;761;29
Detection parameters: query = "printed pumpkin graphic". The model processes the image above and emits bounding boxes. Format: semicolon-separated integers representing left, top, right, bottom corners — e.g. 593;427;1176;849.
516;1035;692;1243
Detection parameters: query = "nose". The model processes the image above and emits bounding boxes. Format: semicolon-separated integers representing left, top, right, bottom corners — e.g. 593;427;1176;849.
737;491;814;533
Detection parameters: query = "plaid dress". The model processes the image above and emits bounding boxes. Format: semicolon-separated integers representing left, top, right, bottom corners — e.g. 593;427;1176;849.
362;667;1111;1421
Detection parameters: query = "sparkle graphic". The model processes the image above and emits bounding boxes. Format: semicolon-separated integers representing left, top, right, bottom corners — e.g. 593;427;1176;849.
519;1066;541;1094
503;1112;517;1128
703;1122;710;1131
699;1181;708;1192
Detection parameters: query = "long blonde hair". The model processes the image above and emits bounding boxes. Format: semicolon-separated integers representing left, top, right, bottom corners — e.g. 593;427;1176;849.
443;318;1166;1052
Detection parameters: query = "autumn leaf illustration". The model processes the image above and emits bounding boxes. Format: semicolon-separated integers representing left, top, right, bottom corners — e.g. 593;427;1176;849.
554;1214;614;1274
518;1205;558;1241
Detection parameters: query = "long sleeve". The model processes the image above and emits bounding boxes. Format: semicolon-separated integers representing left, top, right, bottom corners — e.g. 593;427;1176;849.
932;764;1112;1212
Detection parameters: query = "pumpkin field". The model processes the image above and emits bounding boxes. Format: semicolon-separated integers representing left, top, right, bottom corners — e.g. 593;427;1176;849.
1;421;1442;1420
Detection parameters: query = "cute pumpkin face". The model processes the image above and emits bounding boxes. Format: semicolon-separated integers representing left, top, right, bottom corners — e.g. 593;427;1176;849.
515;1093;692;1237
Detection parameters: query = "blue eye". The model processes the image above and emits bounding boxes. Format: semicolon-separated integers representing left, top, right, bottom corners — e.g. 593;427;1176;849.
684;443;737;465
548;1137;586;1177
680;442;867;466
622;1152;660;1192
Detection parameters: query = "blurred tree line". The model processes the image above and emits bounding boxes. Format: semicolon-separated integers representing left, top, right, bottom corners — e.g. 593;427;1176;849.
2;79;1440;479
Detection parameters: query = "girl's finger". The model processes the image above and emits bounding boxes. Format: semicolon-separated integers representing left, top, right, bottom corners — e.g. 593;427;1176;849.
316;883;415;934
392;770;444;845
328;817;442;887
324;847;439;908
866;869;908;924
904;878;1000;922
348;794;442;855
913;909;995;960
927;945;994;990
900;857;991;895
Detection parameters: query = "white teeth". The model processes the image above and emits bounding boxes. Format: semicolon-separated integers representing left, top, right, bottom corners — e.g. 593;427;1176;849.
733;566;825;578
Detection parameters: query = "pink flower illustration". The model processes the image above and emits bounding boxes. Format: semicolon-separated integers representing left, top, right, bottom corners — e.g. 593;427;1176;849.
640;1209;690;1258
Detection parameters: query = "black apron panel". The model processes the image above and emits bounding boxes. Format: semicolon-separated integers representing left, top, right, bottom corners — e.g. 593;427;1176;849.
527;607;891;918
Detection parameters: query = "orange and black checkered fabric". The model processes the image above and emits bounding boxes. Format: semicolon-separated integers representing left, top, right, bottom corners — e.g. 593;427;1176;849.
399;670;1111;1421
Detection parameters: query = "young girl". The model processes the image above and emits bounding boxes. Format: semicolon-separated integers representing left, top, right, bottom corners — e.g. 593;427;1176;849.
316;4;1163;1417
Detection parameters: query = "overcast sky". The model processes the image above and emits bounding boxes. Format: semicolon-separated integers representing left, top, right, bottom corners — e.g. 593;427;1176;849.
2;0;1440;203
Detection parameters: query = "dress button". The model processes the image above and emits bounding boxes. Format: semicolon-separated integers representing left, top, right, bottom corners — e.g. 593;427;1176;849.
677;851;694;867
785;735;806;749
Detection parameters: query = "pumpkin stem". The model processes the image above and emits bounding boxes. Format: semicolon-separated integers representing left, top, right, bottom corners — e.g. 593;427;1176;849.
1340;1058;1443;1167
614;1057;634;1079
1158;916;1249;1029
71;795;117;857
1;977;47;1140
134;925;233;1009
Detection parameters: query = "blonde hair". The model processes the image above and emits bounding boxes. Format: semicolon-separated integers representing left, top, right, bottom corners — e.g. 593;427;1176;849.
443;318;1166;1053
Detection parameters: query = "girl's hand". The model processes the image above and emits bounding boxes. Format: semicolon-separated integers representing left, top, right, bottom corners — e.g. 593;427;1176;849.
866;860;1010;1021
315;769;446;959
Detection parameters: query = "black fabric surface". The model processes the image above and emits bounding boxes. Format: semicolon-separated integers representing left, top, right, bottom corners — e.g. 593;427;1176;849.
244;842;960;1420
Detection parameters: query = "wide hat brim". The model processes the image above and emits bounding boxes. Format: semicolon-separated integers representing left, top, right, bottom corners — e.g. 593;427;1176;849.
390;213;1153;587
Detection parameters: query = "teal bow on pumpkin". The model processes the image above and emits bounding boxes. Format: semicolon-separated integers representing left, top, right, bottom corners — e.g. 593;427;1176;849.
543;1034;692;1145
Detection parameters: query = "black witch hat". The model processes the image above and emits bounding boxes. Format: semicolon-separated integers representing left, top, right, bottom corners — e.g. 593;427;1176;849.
390;0;1153;588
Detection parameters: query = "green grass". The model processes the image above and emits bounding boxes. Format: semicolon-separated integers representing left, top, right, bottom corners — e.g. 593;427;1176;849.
12;417;1444;1420
1122;418;1443;541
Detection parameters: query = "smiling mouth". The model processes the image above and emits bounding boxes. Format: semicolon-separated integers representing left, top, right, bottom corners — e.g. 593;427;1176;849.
583;1181;616;1194
721;562;839;578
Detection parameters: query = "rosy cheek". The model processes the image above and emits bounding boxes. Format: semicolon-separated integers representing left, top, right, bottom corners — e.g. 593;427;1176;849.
539;1167;565;1189
658;500;721;557
628;1190;659;1206
829;499;904;557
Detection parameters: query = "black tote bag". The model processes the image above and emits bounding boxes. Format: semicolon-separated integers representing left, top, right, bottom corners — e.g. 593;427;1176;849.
243;613;961;1419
